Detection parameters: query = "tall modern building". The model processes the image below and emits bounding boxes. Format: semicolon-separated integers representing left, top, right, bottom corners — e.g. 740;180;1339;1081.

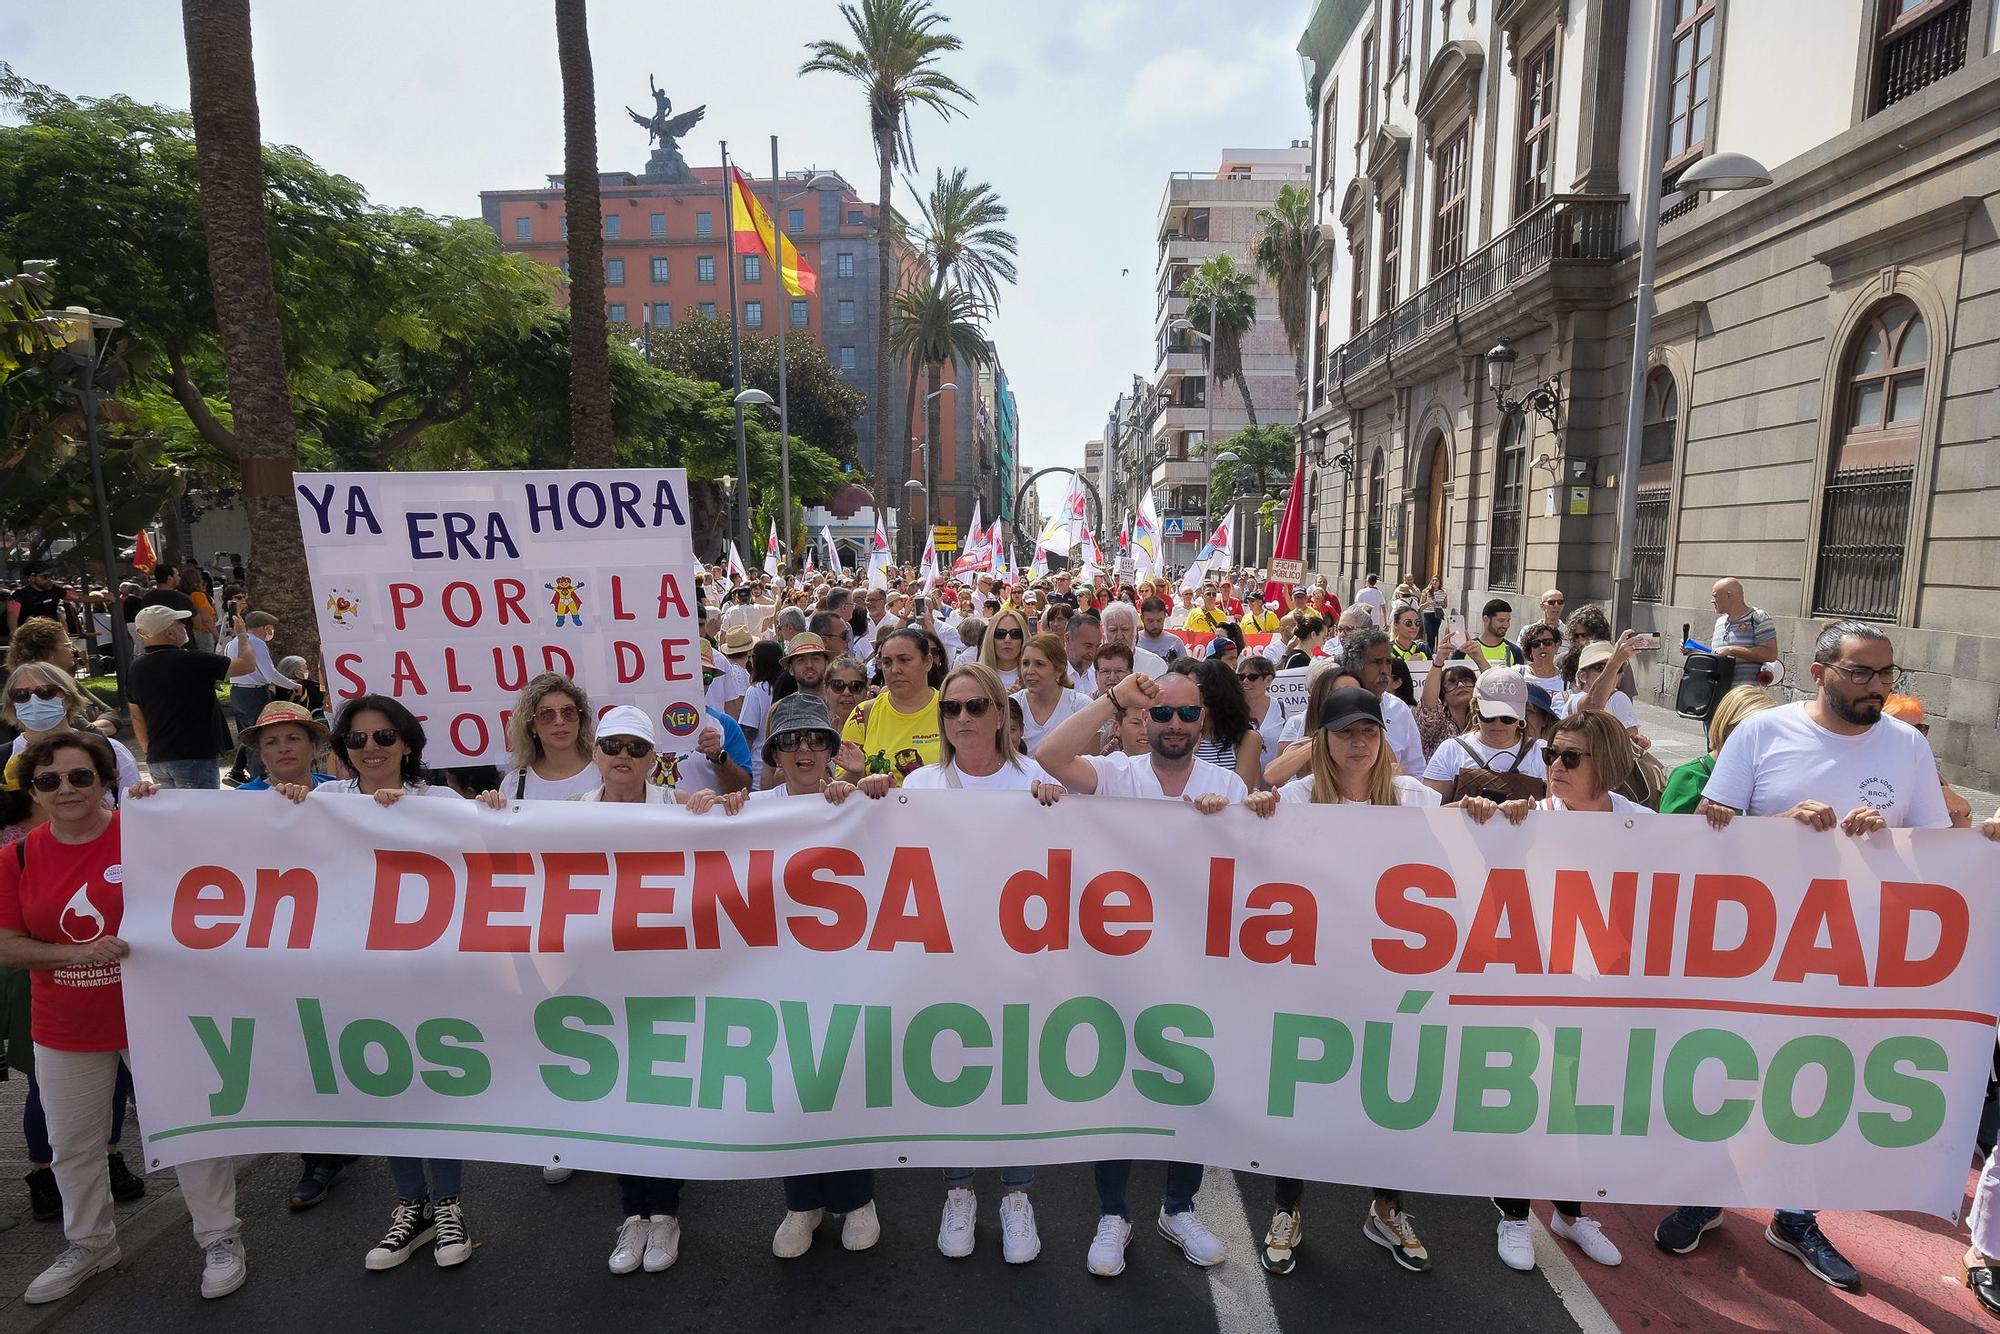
480;162;903;479
976;360;1022;525
1142;146;1311;565
1297;0;1999;783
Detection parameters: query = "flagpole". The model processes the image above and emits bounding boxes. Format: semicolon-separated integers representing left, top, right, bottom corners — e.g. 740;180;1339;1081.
721;140;751;557
771;135;793;573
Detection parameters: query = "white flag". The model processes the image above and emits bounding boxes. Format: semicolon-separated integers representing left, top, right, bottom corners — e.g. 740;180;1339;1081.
726;541;748;585
1133;491;1163;580
820;525;842;574
919;527;939;593
866;517;892;591
763;520;781;579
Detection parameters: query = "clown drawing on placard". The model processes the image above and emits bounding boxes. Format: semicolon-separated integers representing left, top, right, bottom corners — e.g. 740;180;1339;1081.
546;576;586;628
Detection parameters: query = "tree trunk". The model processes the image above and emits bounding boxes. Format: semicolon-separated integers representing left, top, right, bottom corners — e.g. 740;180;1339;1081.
1233;368;1260;427
179;0;318;669
556;0;615;467
876;139;900;553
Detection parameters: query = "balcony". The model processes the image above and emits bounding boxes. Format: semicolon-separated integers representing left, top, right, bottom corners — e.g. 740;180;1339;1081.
1156;349;1206;378
1326;193;1625;392
1876;0;1969;111
1157;237;1231;272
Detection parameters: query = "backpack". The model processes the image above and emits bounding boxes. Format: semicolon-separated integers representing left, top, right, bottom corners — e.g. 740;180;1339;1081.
1446;736;1547;805
1616;747;1671;811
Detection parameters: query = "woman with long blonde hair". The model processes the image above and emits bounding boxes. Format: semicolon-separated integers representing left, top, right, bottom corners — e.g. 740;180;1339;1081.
1011;632;1087;755
976;608;1032;690
499;673;598;801
1658;684;1774;814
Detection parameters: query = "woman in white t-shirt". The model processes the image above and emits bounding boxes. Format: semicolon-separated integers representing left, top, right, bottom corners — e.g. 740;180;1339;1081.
1515;626;1567;705
1235;654;1290;772
1456;706;1635;1276
499;673;600;800
1010;633;1088;758
976;609;1031;691
1564;635;1651;751
1245;685;1435;1274
902;662;1057;1263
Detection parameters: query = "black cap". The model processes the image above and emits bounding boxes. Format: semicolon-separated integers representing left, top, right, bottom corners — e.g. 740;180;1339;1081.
1317;686;1384;733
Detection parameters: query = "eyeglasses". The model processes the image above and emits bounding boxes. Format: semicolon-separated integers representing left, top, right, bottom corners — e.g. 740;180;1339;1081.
1525;637;1559;651
30;768;100;794
533;704;580;725
595;736;654;758
774;731;833;753
1148;704;1204;723
1825;662;1902;688
7;685;63;704
1541;745;1589;769
341;728;402;750
1542;597;1565;606
827;678;867;694
992;628;1024;640
940;697;995;719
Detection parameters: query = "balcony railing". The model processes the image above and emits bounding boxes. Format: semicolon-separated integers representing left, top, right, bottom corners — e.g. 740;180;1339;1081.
1632;493;1670;603
1328;194;1625;384
1877;0;1969;111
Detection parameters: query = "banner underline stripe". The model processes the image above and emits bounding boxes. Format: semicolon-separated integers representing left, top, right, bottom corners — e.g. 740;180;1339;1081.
146;1120;1178;1150
1447;994;1998;1025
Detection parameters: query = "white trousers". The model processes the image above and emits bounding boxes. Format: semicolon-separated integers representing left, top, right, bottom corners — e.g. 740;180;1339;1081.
36;1045;239;1251
1972;1145;2000;1259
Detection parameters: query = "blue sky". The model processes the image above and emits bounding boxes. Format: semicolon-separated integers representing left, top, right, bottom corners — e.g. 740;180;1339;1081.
4;0;1313;483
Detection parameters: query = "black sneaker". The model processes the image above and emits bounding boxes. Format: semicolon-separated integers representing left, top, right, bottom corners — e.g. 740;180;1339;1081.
289;1155;350;1210
1766;1215;1861;1292
106;1152;145;1203
364;1197;436;1271
24;1167;60;1222
1653;1205;1722;1254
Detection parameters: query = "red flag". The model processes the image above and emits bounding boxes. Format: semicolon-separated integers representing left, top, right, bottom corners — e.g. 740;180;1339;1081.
130;529;157;574
1262;440;1309;610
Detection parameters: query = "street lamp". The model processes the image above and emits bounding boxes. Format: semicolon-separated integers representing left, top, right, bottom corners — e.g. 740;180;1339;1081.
1485;340;1562;429
716;474;737;564
1610;0;1772;633
1169;312;1218;543
911;382;956;560
758;164;843;573
734;386;780;563
43;306;135;701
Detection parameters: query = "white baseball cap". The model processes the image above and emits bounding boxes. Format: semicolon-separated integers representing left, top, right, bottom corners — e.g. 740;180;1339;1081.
595;704;658;747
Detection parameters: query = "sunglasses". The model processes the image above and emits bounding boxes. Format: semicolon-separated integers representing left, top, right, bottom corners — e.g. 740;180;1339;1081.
992;627;1024;640
1148;704;1203;723
341;727;402;750
1542;745;1589;769
827;678;867;694
1525;638;1559;651
30;768;100;794
596;736;654;759
774;731;834;753
940;697;995;719
533;704;580;725
1237;669;1272;682
1543;597;1566;606
8;685;63;704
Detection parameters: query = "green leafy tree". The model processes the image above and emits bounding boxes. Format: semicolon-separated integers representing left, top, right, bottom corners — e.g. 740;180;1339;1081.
643;316;866;472
1200;423;1296;521
888;282;991;557
906;167;1017;305
1181;253;1260;426
801;0;974;507
1252;182;1318;393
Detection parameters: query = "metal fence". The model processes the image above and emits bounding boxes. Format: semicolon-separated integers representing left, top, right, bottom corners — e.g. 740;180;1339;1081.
1812;466;1912;620
1878;1;1969;110
1488;505;1523;591
1632;494;1670;603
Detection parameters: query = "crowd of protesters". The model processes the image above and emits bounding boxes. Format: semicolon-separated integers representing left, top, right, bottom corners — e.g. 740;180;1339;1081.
0;550;1995;1323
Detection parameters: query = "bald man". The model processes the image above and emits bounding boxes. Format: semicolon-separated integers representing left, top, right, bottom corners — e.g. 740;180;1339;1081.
1705;577;1777;687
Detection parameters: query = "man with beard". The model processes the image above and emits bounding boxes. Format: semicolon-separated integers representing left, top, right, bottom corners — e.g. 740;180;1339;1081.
1034;669;1242;1276
772;633;831;706
1652;619;1946;1291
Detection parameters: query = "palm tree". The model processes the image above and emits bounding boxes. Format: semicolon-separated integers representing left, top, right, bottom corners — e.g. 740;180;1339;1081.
1253;182;1317;393
888;282;991;558
801;0;974;505
907;167;1018;304
1181;253;1260;426
179;0;319;664
556;0;615;466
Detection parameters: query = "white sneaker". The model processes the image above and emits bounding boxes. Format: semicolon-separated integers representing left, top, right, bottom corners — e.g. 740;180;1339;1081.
1086;1214;1132;1276
773;1209;822;1259
200;1235;247;1299
1550;1211;1622;1266
841;1200;881;1251
542;1166;573;1185
1496;1217;1536;1271
938;1187;976;1258
999;1191;1040;1265
24;1241;120;1305
608;1216;647;1275
1158;1208;1226;1267
643;1214;680;1272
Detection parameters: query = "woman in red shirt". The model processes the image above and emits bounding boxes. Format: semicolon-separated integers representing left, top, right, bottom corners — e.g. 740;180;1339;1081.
0;730;246;1306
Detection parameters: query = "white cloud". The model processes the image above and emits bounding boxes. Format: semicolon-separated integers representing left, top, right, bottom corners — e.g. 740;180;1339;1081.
1074;0;1136;47
1121;48;1258;126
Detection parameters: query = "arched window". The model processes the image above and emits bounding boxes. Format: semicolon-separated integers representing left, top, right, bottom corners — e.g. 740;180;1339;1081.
1814;297;1927;620
1633;369;1678;603
1366;450;1386;578
1488;416;1525;590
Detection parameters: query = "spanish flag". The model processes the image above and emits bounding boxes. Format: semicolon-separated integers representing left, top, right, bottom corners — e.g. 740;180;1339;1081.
729;167;818;297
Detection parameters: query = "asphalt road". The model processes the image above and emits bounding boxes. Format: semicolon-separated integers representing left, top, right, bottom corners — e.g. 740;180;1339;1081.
28;1155;1596;1333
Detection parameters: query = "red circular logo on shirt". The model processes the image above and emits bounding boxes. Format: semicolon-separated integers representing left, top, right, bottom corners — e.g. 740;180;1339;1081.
660;702;702;738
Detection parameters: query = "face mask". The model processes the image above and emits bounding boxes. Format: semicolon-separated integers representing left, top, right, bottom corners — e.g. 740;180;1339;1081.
16;695;68;732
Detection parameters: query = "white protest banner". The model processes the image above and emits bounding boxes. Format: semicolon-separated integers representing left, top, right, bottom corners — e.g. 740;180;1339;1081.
122;792;2000;1215
295;469;702;766
1270;665;1310;720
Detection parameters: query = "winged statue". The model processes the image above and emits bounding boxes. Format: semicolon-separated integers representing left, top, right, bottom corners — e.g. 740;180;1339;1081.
627;75;704;149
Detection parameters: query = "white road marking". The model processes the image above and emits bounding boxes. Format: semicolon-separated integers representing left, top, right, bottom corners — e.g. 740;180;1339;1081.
1529;1213;1622;1334
1196;1171;1283;1334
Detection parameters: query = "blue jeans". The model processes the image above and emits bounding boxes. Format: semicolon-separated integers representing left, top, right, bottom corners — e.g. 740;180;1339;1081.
150;759;220;790
388;1157;462;1200
943;1165;1035;1190
1095;1160;1202;1219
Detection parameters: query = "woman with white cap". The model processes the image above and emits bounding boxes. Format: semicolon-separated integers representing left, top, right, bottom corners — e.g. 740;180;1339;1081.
1419;671;1547;804
707;693;876;1257
904;663;1061;1265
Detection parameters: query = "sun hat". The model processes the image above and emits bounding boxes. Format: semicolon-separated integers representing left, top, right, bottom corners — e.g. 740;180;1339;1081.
134;604;193;636
761;692;842;767
238;700;328;747
782;633;829;662
1575;641;1615;673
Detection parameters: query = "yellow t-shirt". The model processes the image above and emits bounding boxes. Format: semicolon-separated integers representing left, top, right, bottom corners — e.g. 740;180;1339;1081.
1240;609;1281;633
1183;608;1233;636
841;688;941;785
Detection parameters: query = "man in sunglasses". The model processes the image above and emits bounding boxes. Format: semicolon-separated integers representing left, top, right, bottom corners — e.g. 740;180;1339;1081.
1532;588;1569;648
1033;668;1242;1276
126;605;258;790
1653;619;1949;1290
